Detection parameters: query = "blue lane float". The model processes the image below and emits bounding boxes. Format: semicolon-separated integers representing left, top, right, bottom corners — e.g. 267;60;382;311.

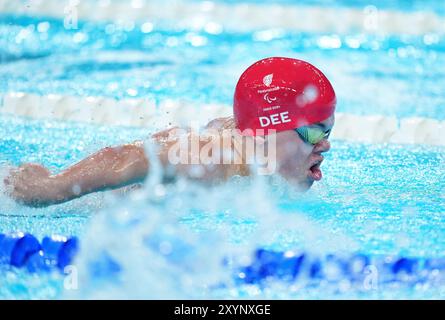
0;233;444;286
236;249;444;286
0;233;41;267
0;233;79;273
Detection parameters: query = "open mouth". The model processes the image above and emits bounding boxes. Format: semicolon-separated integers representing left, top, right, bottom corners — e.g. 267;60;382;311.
308;156;323;181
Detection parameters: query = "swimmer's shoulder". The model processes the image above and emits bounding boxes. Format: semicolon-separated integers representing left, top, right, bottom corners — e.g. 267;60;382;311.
205;116;235;131
137;117;234;147
132;140;145;148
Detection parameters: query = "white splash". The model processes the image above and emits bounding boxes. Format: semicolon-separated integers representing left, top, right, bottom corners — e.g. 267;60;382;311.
66;141;356;299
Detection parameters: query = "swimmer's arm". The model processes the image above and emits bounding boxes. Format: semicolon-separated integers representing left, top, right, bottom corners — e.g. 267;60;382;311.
54;141;149;202
6;141;149;207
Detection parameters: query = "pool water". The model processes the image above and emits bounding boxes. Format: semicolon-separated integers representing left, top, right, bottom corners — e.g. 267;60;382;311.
1;15;444;120
210;0;445;15
0;1;444;299
0;114;443;299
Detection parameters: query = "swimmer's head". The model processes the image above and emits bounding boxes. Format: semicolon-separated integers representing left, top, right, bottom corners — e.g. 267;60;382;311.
233;57;336;189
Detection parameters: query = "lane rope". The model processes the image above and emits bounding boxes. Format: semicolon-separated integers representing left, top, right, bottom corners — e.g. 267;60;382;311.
1;0;444;35
1;92;444;146
0;232;443;287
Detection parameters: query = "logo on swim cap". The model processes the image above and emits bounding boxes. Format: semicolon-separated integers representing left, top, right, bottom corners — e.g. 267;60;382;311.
263;74;273;87
233;57;336;135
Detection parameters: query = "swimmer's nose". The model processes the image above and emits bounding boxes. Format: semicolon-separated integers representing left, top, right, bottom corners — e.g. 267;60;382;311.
313;139;330;154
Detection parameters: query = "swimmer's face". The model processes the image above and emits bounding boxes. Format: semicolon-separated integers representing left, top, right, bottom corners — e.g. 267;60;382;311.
273;115;334;190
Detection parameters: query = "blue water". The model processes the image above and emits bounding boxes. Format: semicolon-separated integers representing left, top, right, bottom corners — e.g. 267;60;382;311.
1;115;443;257
1;15;445;120
211;0;445;15
0;1;444;299
0;115;148;237
0;114;444;299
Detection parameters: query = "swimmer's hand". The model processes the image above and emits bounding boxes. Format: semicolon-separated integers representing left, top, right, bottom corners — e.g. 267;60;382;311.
4;163;64;207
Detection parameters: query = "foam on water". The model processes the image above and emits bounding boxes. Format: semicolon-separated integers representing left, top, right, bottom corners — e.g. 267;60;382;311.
63;162;444;298
0;162;21;213
66;141;359;299
0;114;148;237
63;141;445;299
0;111;443;298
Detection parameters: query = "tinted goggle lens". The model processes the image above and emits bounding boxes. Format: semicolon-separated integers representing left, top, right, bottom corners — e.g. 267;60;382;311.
295;126;330;145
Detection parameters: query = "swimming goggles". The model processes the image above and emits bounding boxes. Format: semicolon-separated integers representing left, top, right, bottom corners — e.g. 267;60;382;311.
295;126;331;145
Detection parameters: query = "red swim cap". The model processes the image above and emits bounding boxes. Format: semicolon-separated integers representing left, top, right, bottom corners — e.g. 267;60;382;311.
233;57;336;135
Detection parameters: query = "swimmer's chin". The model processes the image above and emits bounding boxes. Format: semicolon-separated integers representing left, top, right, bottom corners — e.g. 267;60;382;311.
298;179;314;192
279;175;314;192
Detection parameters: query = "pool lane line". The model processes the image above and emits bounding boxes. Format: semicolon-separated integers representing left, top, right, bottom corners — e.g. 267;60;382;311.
1;92;444;146
0;233;78;271
0;232;444;286
1;0;445;36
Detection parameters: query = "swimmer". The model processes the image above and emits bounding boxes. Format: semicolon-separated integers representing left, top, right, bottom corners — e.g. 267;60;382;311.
3;57;336;207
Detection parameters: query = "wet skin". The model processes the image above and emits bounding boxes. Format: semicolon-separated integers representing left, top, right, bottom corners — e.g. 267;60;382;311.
3;115;334;207
273;114;334;190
